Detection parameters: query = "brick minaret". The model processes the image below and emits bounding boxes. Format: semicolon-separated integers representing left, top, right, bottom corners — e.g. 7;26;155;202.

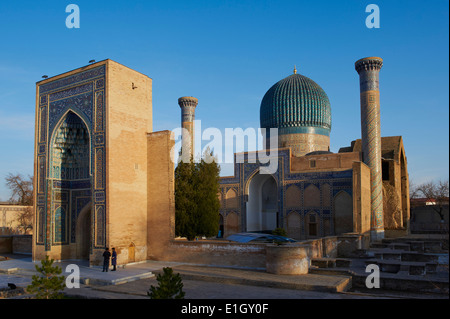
178;96;198;162
355;57;384;241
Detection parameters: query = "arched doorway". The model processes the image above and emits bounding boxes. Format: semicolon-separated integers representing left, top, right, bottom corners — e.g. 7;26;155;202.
128;243;136;263
246;172;278;232
50;110;92;258
76;203;92;260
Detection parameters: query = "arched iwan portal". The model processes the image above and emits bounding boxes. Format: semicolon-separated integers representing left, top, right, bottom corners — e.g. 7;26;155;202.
246;173;278;232
50;110;92;259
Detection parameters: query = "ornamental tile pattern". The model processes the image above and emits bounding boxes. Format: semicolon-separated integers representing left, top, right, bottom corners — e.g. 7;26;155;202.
219;149;353;237
260;74;332;134
36;65;106;251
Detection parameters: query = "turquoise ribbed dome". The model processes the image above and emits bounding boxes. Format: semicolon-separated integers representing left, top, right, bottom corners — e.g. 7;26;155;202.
260;73;331;136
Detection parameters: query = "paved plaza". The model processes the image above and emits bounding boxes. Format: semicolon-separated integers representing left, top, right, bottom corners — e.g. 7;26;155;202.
0;253;447;300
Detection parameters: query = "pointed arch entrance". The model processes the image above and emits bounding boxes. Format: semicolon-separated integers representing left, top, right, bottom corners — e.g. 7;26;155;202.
128;243;136;263
246;172;278;232
76;202;92;260
50;110;93;259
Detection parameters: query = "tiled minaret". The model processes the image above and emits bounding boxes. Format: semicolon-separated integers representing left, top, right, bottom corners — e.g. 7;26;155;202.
355;57;384;241
178;96;198;162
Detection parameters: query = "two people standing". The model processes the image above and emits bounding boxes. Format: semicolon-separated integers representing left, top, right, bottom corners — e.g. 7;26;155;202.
102;247;117;272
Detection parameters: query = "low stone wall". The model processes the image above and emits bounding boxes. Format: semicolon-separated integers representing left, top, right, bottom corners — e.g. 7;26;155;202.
12;235;32;255
154;236;344;271
301;236;339;259
162;240;268;269
0;235;32;255
336;233;367;257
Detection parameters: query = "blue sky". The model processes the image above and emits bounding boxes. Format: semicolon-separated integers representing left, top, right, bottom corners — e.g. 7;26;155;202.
0;0;448;200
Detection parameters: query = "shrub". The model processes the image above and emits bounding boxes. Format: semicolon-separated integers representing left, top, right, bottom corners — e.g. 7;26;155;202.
148;267;185;299
27;256;66;299
272;227;287;237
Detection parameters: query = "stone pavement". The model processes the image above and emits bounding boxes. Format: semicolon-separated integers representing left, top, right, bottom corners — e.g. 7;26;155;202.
0;254;360;299
0;254;446;299
60;264;444;299
76;275;372;299
159;265;352;292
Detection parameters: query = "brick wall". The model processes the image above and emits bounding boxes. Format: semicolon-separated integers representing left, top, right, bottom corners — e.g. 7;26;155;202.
291;152;360;172
147;130;176;260
107;60;153;264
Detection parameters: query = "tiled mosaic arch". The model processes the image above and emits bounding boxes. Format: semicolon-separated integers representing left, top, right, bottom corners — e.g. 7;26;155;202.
36;65;106;252
49;110;91;180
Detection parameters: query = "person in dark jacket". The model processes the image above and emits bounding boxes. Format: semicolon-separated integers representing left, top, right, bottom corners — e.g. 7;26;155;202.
111;247;117;271
102;248;111;272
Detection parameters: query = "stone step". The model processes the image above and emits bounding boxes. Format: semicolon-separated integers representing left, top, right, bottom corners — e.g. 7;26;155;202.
381;239;443;252
308;267;353;277
408;241;425;252
388;243;411;251
423;241;443;251
370;243;388;249
351;271;449;295
359;248;405;258
351;249;371;259
401;252;440;263
365;259;438;276
358;247;442;264
371;242;411;251
374;251;402;261
371;242;444;253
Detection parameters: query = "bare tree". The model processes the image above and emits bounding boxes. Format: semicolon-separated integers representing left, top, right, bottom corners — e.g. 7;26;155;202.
16;206;33;233
5;173;33;206
416;180;449;222
409;178;421;200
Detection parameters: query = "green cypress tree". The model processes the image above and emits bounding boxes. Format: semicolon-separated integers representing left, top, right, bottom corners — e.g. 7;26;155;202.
195;149;221;238
175;154;197;240
175;149;221;240
27;255;66;299
147;267;185;299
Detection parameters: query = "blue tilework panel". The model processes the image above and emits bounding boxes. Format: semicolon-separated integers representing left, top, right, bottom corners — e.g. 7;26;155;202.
36;65;106;251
